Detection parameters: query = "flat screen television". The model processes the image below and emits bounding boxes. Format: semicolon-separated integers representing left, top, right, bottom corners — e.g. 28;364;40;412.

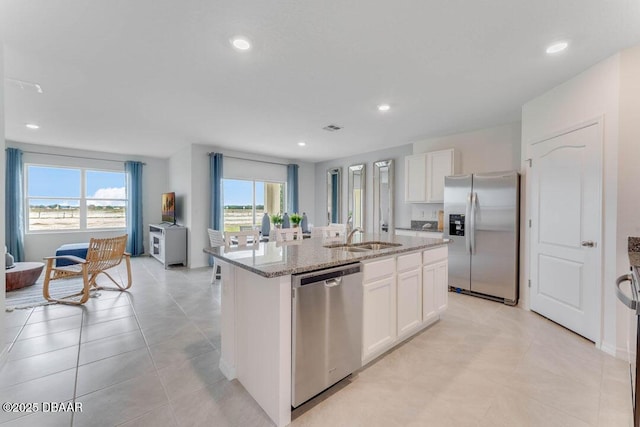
161;192;176;224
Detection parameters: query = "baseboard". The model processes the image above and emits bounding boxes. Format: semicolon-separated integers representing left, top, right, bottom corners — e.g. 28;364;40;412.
599;341;617;357
219;357;236;380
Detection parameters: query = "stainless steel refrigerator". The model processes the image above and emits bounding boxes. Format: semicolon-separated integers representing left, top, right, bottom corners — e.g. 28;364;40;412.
444;171;519;305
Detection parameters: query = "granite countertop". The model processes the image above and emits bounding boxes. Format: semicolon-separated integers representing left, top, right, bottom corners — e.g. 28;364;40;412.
203;233;449;278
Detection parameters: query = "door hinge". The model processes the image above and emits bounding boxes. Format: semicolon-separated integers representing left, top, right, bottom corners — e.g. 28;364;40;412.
528;219;532;228
528;279;531;288
526;158;532;167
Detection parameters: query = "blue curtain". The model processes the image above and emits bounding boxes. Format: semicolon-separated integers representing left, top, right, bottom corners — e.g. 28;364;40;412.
331;173;339;223
5;148;25;262
209;153;223;266
287;164;299;214
125;161;144;256
209;153;224;231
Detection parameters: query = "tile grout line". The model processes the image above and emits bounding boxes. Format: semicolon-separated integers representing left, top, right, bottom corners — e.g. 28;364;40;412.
123;291;181;427
4;307;36;355
69;308;87;427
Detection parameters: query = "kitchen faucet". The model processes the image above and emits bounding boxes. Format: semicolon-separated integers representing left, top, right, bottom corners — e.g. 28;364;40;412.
346;227;364;245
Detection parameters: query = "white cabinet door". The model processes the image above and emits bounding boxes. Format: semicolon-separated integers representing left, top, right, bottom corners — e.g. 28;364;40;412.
422;264;437;324
426;149;455;203
435;260;448;312
405;153;427;202
397;269;422;337
363;275;397;360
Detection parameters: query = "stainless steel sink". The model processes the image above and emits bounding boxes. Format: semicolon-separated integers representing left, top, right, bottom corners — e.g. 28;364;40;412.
324;241;402;251
353;242;402;251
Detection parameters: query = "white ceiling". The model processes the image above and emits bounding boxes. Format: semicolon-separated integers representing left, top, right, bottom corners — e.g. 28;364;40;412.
2;1;640;162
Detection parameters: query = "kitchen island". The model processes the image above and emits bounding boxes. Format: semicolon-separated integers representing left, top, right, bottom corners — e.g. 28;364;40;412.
204;233;448;427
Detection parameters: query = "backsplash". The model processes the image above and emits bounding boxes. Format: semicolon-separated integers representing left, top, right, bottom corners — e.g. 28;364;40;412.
410;220;438;230
629;237;640;252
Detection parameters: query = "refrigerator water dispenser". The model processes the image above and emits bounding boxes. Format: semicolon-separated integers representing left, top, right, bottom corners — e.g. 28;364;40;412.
449;214;465;236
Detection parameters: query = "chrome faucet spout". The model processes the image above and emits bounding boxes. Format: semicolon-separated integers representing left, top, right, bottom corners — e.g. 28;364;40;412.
346;227;364;245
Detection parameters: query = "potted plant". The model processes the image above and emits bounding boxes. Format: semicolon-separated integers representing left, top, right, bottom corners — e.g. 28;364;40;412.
270;213;283;228
290;213;302;228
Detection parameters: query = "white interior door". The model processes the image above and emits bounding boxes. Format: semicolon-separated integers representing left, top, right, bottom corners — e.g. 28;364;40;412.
529;121;602;342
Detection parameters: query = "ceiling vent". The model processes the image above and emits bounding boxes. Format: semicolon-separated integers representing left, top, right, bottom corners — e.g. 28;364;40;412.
323;124;342;132
6;78;43;94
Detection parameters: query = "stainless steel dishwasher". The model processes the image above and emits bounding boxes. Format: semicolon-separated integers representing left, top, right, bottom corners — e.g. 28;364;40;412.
291;263;363;408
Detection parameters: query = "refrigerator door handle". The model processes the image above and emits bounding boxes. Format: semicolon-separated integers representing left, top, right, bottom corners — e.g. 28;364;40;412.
465;192;472;253
470;192;477;254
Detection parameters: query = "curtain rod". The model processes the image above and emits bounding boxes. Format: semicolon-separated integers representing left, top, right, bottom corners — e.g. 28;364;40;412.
21;150;146;165
208;153;289;167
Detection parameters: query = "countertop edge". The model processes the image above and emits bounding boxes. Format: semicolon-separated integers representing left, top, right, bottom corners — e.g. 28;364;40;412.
204;241;449;278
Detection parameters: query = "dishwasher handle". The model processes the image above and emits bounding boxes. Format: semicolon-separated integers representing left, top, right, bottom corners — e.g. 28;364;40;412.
324;277;342;288
615;274;638;312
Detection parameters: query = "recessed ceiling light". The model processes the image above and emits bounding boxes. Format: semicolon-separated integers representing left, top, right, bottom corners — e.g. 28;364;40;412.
231;37;251;51
25;123;40;130
546;41;569;54
297;141;306;147
377;104;391;112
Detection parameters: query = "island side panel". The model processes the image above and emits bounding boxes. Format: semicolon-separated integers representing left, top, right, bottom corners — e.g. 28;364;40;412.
219;260;236;379
235;268;292;427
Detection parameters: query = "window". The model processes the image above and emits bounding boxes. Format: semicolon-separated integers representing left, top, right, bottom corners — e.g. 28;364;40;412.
223;179;285;232
26;165;127;232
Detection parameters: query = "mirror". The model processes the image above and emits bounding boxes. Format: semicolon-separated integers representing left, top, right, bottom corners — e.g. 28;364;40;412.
327;167;342;224
373;160;394;236
348;164;365;230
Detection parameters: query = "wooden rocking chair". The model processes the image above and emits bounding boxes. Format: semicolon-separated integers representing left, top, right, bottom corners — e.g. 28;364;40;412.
43;235;132;305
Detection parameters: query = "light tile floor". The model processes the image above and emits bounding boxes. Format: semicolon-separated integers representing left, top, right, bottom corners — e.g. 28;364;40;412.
1;257;633;426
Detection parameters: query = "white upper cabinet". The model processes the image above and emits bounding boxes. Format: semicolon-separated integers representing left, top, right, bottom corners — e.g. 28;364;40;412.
404;149;457;203
426;149;454;203
404;153;427;202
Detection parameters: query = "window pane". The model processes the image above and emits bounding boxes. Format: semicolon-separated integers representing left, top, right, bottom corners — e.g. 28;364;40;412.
27;166;80;198
28;199;80;231
86;170;126;199
255;182;265;224
87;201;126;229
223;180;253;232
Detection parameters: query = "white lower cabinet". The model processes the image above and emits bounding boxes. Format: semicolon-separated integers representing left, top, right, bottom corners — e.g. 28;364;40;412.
361;247;448;364
434;260;448;312
362;275;396;360
396;252;423;339
422;264;438;324
397;268;422;337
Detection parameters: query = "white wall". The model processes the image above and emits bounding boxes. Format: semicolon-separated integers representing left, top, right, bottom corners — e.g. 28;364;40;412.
7;141;168;262
616;45;640;357
410;122;522;220
170;143;315;269
314;144;413;233
521;54;621;355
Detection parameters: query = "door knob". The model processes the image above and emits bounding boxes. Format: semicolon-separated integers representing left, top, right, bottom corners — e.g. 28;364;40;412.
581;241;596;247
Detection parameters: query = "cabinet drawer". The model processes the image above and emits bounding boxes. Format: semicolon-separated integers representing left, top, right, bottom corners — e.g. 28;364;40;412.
362;257;396;282
423;246;447;264
397;252;421;272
